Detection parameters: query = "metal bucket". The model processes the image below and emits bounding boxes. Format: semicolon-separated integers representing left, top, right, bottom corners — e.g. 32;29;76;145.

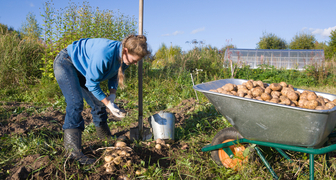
149;111;175;142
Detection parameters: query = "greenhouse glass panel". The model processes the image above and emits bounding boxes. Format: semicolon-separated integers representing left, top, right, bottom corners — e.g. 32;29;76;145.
224;49;324;70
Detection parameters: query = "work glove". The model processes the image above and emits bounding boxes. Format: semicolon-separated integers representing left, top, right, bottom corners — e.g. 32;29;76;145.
107;93;116;103
106;94;126;118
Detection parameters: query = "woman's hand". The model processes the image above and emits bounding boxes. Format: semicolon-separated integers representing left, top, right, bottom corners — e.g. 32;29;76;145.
102;94;126;118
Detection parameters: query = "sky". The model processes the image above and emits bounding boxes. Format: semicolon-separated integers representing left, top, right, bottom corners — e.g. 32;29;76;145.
0;0;336;53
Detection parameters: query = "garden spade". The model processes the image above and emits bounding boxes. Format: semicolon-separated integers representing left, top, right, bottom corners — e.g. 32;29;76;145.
130;0;152;141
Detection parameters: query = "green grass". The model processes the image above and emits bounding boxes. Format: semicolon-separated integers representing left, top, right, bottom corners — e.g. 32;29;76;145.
2;43;336;179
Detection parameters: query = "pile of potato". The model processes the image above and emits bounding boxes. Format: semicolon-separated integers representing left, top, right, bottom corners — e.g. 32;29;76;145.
103;141;136;174
210;80;336;110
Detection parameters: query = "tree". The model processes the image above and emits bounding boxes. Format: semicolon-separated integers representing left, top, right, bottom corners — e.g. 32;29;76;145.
256;32;287;49
20;12;42;40
289;32;316;49
326;29;336;59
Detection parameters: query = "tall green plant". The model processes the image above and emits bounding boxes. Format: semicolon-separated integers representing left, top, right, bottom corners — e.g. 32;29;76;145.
0;31;44;89
40;0;137;79
40;0;56;78
20;12;42;40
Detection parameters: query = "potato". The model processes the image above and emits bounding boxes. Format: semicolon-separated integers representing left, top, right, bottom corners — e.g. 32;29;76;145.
119;150;127;157
315;106;327;110
279;95;287;101
261;93;272;101
215;80;336;110
333;99;336;104
245;80;254;90
231;91;238;96
126;160;132;166
271;90;281;97
251;87;264;97
217;88;226;94
300;91;308;100
269;83;282;91
156;138;165;144
106;166;114;173
256;96;263;101
117;175;130;180
326;102;335;109
287;91;298;101
298;99;308;107
155;144;162;150
225;91;233;95
305;100;319;109
237;88;249;94
244;95;252;99
280;98;291;105
279;82;287;87
223;83;236;91
113;156;122;165
269;98;280;104
281;87;294;97
307;92;318;101
237;85;246;90
135;170;142;175
256;80;264;88
104;155;114;163
295;91;301;97
115;141;126;148
292;100;298;106
316;97;325;106
252;81;258;87
265;87;272;94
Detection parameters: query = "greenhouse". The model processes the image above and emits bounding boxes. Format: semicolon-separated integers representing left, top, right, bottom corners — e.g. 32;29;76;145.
224;49;325;70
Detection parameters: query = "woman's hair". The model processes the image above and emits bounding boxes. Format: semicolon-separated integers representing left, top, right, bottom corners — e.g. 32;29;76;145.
118;35;149;88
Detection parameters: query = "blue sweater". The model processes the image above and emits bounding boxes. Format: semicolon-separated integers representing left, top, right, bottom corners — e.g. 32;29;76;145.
67;38;128;101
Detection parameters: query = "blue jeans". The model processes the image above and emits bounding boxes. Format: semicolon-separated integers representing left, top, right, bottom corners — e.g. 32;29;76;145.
54;48;108;130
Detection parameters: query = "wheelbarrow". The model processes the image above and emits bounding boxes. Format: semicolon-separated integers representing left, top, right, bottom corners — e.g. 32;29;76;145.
193;79;336;180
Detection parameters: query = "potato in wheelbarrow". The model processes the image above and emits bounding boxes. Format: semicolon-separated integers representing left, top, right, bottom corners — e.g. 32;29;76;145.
194;78;336;147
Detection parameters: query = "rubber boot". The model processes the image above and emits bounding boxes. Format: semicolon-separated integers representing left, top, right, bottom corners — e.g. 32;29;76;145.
64;129;95;165
95;123;112;139
96;123;128;141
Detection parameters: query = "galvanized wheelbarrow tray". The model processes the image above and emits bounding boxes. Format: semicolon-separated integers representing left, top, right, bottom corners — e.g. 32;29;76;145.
193;79;336;180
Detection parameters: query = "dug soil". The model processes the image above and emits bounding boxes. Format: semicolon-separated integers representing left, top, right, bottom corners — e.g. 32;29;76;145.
0;98;198;180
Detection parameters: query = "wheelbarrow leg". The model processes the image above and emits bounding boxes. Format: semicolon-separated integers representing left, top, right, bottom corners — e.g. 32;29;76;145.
254;146;279;180
310;154;314;180
274;148;293;163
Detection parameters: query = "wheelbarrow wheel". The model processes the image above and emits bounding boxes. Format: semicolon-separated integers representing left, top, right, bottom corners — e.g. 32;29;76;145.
211;127;248;170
